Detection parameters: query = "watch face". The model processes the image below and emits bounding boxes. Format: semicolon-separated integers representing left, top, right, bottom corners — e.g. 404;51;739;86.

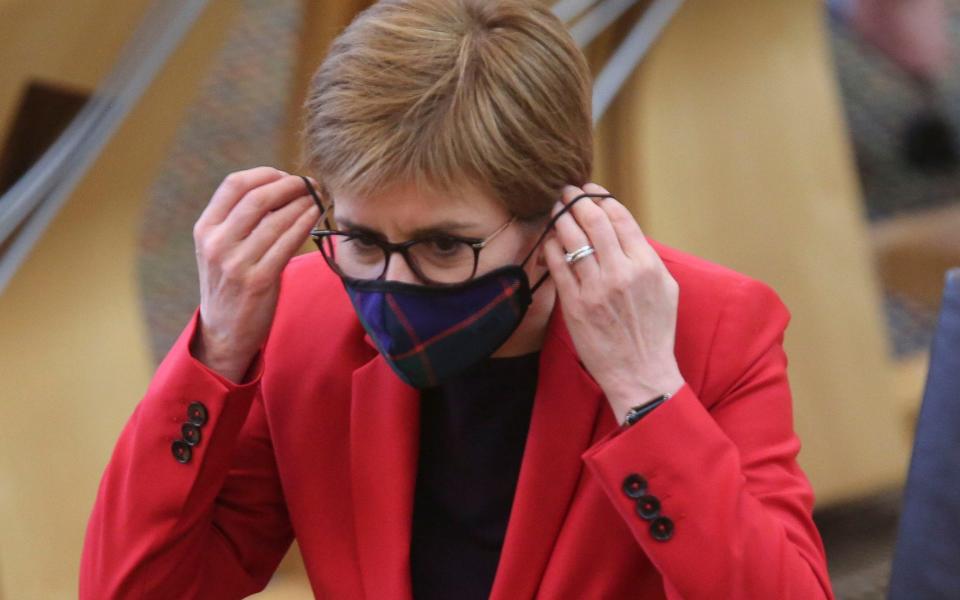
623;408;643;427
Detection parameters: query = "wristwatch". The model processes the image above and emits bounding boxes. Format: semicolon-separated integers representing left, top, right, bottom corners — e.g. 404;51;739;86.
622;393;672;427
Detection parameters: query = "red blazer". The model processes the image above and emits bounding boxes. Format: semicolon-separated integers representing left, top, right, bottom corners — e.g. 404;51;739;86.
80;241;834;599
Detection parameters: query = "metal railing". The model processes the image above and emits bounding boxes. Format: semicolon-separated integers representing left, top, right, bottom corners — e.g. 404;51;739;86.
0;0;211;293
586;0;685;122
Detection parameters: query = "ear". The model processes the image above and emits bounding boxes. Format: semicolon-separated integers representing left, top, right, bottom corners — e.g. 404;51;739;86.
536;245;548;267
523;219;553;268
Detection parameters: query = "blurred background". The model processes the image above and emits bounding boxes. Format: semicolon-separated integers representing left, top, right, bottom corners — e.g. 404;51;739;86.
0;0;957;598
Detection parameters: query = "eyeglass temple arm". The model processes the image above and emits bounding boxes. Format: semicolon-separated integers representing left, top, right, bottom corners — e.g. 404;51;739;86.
299;176;333;227
473;216;517;249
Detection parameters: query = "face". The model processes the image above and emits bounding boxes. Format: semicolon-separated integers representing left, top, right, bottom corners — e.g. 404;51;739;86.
329;180;544;285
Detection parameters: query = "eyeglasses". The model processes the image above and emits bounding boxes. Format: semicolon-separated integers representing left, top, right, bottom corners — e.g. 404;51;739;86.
300;175;516;285
310;218;515;285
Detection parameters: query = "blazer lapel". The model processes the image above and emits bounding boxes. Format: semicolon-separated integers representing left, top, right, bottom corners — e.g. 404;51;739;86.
489;306;607;600
350;353;420;600
349;308;607;600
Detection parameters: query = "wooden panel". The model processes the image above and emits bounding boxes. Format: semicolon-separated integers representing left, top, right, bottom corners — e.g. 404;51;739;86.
0;80;89;195
0;2;237;597
0;0;153;142
594;0;908;504
281;0;374;171
872;204;960;309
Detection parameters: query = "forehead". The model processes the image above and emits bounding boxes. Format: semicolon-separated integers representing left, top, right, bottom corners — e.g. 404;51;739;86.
330;179;509;232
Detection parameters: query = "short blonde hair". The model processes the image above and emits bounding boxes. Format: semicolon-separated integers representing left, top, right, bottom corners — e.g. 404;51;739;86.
303;0;593;220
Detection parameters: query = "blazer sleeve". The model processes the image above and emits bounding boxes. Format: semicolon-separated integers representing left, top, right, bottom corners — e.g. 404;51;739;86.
581;277;835;599
79;310;294;599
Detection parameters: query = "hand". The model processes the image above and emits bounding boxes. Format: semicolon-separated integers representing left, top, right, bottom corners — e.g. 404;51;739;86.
191;167;321;382
542;183;685;423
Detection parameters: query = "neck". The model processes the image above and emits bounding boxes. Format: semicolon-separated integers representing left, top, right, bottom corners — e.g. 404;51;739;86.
491;278;556;358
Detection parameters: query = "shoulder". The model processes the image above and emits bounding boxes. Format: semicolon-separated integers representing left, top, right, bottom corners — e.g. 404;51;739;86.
653;239;769;295
277;251;359;307
651;238;788;321
650;239;791;393
266;252;372;364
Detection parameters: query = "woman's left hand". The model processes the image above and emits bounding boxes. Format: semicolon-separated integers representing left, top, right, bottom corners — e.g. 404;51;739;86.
542;183;685;423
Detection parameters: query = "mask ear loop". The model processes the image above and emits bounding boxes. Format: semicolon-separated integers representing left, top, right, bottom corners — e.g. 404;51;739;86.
520;192;615;293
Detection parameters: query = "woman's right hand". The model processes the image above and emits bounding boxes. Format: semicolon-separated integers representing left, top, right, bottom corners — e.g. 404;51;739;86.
190;166;321;383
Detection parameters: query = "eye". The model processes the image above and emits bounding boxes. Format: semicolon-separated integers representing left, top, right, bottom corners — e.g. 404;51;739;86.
353;234;379;248
427;236;462;255
343;232;382;256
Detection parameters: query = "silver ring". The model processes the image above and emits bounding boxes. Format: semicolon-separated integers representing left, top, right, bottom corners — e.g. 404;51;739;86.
564;244;596;265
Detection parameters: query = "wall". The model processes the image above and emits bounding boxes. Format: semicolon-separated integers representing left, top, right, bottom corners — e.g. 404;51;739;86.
0;2;237;597
0;0;153;138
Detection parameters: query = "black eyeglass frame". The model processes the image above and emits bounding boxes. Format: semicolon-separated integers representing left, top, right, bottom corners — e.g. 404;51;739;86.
299;175;516;286
297;175;615;288
310;218;515;286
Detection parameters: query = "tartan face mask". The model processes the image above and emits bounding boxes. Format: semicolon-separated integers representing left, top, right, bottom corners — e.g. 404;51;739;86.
338;192;613;388
342;263;536;388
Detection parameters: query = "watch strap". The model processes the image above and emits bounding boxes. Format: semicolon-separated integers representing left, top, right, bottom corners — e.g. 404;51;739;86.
622;393;672;427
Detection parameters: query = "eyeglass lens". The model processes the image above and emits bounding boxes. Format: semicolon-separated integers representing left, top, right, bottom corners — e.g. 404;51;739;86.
320;234;479;284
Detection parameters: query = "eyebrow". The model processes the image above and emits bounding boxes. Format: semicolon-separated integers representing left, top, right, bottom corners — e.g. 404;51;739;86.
336;217;481;239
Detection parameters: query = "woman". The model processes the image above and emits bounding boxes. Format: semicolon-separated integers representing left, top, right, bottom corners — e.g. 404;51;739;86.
80;0;834;598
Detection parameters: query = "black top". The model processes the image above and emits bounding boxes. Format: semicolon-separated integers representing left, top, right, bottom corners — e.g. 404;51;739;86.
410;352;540;600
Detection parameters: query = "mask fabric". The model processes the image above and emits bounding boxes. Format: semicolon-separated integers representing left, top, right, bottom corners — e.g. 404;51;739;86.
339;192;612;388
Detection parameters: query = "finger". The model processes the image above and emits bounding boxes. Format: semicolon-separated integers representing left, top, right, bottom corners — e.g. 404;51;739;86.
552;188;599;280
257;202;321;275
198;166;287;229
593;189;652;259
542;235;580;300
221;175;315;241
564;184;624;269
233;195;316;264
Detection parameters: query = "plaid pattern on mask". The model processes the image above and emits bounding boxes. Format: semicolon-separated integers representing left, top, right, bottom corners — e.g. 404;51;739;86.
343;266;533;388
